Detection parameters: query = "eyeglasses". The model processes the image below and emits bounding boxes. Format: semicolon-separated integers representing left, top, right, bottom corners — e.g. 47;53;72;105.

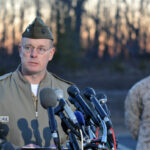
22;45;51;55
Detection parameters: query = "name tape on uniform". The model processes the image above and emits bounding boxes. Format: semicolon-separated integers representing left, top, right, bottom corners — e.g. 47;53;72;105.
0;116;9;122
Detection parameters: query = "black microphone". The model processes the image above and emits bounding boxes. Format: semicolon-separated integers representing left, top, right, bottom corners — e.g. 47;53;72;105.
54;88;79;127
96;93;111;118
39;87;61;149
84;88;116;148
67;85;100;127
83;87;112;129
54;100;81;150
68;96;85;114
91;91;115;148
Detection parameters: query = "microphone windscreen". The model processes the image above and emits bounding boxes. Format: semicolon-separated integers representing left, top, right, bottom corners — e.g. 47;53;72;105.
40;87;58;109
74;111;85;126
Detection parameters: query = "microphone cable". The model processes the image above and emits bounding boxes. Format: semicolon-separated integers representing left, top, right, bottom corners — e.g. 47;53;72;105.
79;129;84;150
96;127;99;139
110;127;117;150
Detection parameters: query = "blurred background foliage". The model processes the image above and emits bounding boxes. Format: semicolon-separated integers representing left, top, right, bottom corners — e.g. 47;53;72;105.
0;0;150;75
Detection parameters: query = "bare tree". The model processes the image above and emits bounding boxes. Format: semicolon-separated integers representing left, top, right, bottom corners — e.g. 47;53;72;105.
34;0;42;17
19;1;25;33
10;0;16;45
1;1;7;46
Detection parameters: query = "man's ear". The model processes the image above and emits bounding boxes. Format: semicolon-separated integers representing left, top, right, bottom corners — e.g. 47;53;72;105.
49;47;56;61
18;43;22;57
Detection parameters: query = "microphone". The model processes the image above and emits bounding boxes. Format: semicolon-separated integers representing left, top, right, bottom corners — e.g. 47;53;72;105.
39;87;61;149
83;87;112;129
54;88;79;127
74;111;89;139
96;93;111;117
40;87;57;109
87;90;115;148
74;111;85;126
54;102;81;150
96;93;107;104
67;85;100;127
54;89;81;138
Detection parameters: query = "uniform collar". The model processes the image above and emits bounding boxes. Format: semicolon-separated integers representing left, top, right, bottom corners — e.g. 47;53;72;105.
13;65;53;88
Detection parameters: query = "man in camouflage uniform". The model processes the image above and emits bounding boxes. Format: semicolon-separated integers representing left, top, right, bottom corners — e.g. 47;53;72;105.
125;76;150;150
0;17;72;149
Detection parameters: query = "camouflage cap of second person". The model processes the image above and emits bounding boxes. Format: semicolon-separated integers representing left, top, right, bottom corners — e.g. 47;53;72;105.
22;17;54;40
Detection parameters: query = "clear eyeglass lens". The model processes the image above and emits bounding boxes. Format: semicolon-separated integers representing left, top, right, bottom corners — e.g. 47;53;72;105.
23;46;49;54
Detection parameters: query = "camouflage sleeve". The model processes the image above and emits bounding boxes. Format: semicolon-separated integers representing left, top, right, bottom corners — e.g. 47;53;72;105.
124;85;142;140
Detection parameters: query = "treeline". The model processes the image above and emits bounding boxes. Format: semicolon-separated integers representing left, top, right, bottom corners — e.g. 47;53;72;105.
0;0;150;71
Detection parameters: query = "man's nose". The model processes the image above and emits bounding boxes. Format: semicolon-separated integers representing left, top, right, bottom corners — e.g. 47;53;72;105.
30;48;38;57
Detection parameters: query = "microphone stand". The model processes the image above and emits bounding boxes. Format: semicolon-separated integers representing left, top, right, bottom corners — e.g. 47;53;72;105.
68;131;81;150
47;108;61;150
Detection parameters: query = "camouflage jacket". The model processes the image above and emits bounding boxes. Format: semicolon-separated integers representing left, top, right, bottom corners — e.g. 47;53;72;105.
125;76;150;150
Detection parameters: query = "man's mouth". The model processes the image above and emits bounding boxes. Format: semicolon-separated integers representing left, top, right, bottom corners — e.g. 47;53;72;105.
28;62;39;65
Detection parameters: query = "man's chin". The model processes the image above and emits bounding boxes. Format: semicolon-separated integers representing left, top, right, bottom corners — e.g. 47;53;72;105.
21;65;45;76
28;70;41;75
23;68;41;75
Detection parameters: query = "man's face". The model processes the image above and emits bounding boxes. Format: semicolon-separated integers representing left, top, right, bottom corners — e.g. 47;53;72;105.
19;38;55;75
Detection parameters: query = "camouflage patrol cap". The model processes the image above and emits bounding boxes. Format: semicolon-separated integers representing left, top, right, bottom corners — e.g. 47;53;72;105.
22;17;54;40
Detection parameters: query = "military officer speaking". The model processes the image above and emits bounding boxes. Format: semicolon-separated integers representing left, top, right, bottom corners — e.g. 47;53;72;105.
0;17;72;149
